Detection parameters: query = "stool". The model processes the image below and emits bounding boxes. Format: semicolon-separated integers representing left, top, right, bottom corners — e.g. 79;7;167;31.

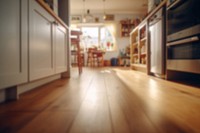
87;48;96;67
96;52;104;67
92;52;104;67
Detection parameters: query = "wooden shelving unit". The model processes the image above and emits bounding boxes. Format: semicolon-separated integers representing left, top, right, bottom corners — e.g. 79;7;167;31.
130;22;148;73
120;21;135;37
129;0;168;74
139;23;147;65
130;28;139;64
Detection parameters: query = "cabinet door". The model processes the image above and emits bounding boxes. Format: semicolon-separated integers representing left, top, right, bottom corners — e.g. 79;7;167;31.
55;24;67;73
0;0;28;89
29;0;55;81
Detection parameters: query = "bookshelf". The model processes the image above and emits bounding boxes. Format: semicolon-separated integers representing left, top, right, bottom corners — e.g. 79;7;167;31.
130;22;148;73
120;21;135;37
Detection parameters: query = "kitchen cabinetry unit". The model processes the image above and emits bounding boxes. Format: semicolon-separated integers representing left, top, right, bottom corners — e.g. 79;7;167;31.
130;22;148;73
29;0;55;81
129;0;168;74
29;0;68;81
0;0;28;89
0;0;69;102
55;23;67;74
126;0;170;76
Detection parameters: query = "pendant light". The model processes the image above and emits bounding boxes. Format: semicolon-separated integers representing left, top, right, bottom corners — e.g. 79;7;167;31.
82;0;94;23
82;0;86;22
103;0;106;20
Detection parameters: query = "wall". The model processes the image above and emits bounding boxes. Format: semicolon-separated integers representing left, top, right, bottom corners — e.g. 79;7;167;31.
105;14;142;60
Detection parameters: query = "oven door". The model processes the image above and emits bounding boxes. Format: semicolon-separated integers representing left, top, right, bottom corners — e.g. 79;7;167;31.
167;36;200;74
167;0;200;36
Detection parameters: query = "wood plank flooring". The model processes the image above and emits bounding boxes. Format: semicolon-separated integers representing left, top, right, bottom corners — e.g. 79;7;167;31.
0;67;200;133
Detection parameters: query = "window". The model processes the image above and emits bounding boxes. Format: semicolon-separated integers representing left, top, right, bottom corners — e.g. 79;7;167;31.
81;27;99;48
100;27;114;51
81;25;115;51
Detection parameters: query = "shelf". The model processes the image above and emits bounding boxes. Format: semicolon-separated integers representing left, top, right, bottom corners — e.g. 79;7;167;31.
140;37;147;42
133;54;138;57
140;52;147;56
132;42;138;46
131;63;146;68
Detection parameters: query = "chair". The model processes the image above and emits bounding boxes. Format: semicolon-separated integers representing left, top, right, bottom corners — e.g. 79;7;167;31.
86;48;96;67
71;30;83;74
87;48;104;67
93;51;104;67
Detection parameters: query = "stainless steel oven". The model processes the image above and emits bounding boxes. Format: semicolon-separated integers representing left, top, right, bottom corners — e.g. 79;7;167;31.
167;0;200;41
166;0;200;74
167;36;200;74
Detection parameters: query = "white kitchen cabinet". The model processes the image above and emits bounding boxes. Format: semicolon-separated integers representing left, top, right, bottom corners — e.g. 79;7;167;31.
55;24;67;73
0;0;28;89
0;0;68;89
29;0;55;81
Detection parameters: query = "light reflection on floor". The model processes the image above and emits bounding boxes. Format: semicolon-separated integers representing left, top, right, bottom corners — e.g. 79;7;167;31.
100;70;111;74
148;79;160;100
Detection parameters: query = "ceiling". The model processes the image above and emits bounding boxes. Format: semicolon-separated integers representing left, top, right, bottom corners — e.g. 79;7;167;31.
70;0;148;15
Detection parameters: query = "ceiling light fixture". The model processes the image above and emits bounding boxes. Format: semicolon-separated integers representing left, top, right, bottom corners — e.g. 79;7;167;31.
82;0;86;22
82;0;94;23
103;0;106;20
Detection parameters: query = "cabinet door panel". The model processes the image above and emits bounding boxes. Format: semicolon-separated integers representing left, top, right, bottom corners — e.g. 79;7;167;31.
29;0;55;81
0;0;28;89
55;25;67;73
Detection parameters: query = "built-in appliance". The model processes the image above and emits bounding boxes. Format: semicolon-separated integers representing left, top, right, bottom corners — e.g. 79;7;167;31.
149;7;165;78
167;0;200;74
167;0;200;41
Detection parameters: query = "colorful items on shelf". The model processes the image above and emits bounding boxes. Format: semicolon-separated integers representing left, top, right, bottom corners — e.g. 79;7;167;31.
130;22;147;68
120;18;141;37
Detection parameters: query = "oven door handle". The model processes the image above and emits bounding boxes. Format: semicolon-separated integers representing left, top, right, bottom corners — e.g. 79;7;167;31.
167;0;182;10
167;36;199;47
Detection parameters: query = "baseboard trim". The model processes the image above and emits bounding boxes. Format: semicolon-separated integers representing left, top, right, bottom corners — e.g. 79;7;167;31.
17;74;61;95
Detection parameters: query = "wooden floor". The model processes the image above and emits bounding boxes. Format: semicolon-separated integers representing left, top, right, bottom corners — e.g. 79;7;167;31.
0;67;200;133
